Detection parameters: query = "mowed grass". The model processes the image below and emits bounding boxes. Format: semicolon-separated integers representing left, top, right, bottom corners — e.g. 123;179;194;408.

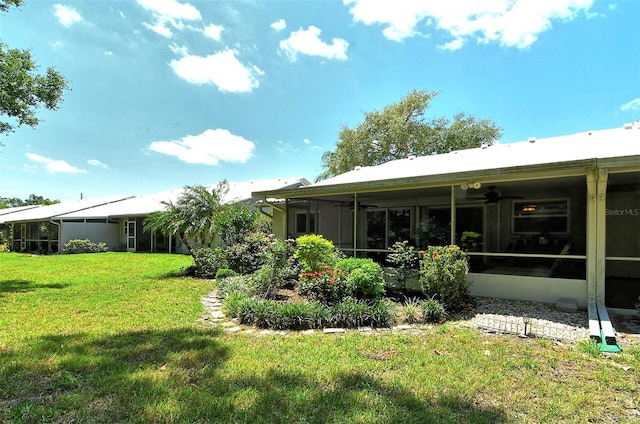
1;253;639;423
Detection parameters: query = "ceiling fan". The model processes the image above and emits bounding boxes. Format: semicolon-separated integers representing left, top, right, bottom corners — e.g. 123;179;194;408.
468;186;523;204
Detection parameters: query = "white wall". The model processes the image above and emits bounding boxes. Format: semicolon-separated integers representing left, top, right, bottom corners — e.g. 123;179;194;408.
60;222;121;250
469;273;588;308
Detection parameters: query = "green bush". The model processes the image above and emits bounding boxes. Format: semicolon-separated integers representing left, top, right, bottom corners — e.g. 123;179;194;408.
298;266;349;305
251;266;283;300
336;258;385;300
294;234;339;273
216;275;253;298
63;239;108;254
328;297;369;328
419;245;470;312
400;297;423;324
192;246;228;279
421;297;447;323
225;231;268;275
222;291;251;318
367;299;396;328
215;268;237;280
263;236;299;287
386;241;421;288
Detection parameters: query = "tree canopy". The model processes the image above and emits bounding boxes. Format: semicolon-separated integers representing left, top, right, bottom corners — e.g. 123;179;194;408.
317;89;503;180
0;194;60;208
0;0;70;138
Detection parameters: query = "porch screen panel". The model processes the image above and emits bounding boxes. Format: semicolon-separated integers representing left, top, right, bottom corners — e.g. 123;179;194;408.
605;171;640;309
365;210;385;249
388;209;411;245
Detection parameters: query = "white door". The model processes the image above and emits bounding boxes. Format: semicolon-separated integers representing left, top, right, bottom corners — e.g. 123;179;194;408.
126;220;136;252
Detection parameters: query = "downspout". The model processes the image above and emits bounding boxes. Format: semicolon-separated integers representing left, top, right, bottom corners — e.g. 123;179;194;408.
586;167;621;352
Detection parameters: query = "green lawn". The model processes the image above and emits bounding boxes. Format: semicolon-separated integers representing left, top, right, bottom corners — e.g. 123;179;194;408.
1;253;638;423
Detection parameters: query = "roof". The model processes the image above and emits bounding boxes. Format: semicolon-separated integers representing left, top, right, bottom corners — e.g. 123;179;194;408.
253;124;640;199
0;196;133;224
49;177;310;220
0;205;41;221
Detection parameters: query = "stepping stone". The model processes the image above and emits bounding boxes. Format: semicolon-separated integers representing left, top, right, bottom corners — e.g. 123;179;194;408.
226;326;242;333
323;328;346;334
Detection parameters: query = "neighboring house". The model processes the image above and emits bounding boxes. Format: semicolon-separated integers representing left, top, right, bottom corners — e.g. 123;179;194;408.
0;196;133;253
1;177;309;254
253;123;640;350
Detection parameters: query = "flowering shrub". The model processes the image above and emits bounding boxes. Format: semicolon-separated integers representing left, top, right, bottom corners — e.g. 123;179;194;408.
298;265;348;305
294;234;339;273
419;245;470;312
263;236;299;287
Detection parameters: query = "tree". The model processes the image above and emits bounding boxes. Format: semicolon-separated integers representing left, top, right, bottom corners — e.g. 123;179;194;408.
0;193;59;208
0;1;70;138
317;89;503;180
143;182;229;256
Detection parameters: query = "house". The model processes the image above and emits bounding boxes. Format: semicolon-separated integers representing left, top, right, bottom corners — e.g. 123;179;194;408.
252;123;640;351
0;196;133;253
1;177;309;254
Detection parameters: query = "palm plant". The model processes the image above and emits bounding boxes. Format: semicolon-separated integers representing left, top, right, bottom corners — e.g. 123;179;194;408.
143;181;229;255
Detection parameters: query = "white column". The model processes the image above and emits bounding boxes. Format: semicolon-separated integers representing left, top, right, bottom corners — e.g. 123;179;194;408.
595;168;608;303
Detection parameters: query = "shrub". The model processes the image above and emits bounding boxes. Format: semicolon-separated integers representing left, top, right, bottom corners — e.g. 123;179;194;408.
298;266;349;305
386;241;421;288
294;234;339;273
421;297;447;323
336;258;385;300
63;239;108;254
328;297;369;328
222;291;251;318
264;236;299;287
400;297;423;324
0;243;9;253
192;246;227;279
217;275;253;298
225;231;269;275
368;299;396;328
251;266;283;300
419;245;470;312
215;268;237;280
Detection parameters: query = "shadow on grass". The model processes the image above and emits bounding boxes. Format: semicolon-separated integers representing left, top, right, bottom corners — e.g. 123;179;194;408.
1;328;509;423
0;279;69;296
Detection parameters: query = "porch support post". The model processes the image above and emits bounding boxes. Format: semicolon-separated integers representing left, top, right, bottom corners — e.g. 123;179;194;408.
353;193;358;257
450;185;456;245
595;168;608;303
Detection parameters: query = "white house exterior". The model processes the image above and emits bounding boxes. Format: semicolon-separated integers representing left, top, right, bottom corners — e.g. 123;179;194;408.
253;123;640;351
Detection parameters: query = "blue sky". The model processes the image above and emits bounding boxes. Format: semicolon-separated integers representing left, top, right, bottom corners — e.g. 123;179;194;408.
1;0;638;201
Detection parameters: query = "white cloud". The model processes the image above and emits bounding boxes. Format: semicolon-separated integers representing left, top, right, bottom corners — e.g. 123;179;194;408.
104;51;113;56
169;49;262;92
343;0;594;49
303;138;311;144
87;159;108;168
148;129;255;165
620;98;640;112
53;4;83;27
26;153;85;174
169;43;189;56
279;26;349;61
271;19;287;31
203;23;223;40
137;0;202;38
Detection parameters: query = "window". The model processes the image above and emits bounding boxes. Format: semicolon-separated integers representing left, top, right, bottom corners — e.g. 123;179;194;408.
295;212;318;234
513;199;569;234
365;208;412;249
